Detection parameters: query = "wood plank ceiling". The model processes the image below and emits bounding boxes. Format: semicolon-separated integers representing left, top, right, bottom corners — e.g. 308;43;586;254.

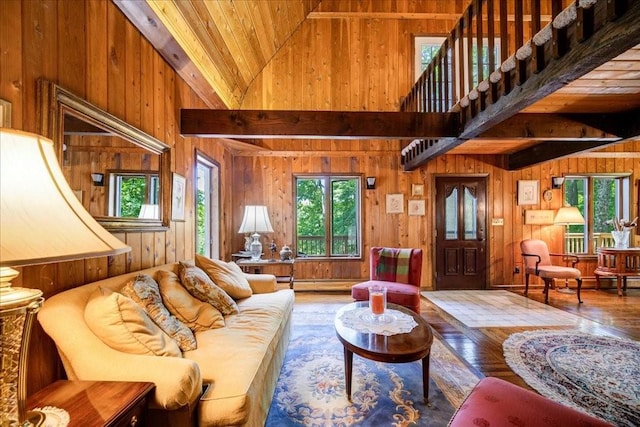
115;0;640;163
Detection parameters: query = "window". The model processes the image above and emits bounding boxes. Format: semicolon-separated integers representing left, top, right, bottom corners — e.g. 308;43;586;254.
415;37;445;81
107;171;159;217
195;153;220;258
562;175;631;254
295;175;362;258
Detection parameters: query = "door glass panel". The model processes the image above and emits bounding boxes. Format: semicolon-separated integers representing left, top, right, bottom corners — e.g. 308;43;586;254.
445;187;458;240
464;186;477;240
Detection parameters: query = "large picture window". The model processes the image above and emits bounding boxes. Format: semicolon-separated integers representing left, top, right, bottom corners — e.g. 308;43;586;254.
562;174;631;254
295;175;362;258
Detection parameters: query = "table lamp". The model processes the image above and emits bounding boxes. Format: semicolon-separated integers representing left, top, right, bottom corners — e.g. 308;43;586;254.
238;205;274;261
0;128;131;426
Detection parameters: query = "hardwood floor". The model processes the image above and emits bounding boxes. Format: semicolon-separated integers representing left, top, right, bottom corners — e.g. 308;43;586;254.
292;286;640;392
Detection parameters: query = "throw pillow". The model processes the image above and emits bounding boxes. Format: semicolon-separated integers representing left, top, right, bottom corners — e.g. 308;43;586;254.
157;270;225;331
195;254;253;299
122;274;197;351
178;261;239;316
84;287;181;357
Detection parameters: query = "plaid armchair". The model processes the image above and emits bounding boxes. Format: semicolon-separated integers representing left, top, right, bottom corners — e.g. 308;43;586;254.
351;247;423;313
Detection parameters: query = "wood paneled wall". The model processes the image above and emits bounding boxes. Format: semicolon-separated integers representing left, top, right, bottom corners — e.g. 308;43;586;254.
0;0;231;394
237;5;640;287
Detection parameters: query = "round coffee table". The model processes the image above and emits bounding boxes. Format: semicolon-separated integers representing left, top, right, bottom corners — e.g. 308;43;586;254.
334;302;433;403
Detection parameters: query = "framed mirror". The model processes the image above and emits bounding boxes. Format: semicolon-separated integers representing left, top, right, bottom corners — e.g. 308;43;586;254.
38;79;170;232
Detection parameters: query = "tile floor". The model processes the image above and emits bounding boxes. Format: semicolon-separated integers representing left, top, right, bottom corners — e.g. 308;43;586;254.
422;290;581;328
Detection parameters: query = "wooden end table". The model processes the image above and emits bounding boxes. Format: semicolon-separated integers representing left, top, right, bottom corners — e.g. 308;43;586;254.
334;302;433;403
236;258;295;289
27;380;155;427
595;247;640;296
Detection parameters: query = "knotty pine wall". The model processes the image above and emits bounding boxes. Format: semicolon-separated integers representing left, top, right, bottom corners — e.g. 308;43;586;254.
238;6;640;288
0;0;232;394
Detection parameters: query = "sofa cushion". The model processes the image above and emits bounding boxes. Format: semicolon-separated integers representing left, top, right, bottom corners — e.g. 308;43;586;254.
179;261;239;316
195;254;253;299
122;274;197;351
84;287;181;357
157;270;225;332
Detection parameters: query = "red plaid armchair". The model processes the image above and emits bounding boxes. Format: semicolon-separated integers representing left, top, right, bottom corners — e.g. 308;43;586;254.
351;247;423;313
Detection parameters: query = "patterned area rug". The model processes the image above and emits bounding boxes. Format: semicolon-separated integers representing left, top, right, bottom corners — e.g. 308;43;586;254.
422;290;581;328
266;307;481;426
503;329;640;426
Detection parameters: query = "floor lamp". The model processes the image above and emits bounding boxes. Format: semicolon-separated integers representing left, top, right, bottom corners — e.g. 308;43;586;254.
554;205;585;294
0;129;131;426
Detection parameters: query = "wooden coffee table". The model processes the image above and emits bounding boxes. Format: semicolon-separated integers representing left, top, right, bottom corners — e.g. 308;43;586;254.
334;302;433;403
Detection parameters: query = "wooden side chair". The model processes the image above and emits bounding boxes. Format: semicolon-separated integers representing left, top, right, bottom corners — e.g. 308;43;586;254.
520;239;583;304
351;247;423;313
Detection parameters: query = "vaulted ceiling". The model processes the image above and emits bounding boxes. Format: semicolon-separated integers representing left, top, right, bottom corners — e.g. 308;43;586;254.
115;0;640;165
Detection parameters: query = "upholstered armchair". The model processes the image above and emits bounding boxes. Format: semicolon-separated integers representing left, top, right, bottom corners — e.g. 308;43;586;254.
520;239;583;304
351;247;423;313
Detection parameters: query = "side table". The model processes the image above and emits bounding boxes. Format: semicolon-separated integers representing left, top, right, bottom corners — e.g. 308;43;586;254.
27;380;155;427
595;247;640;296
236;258;295;289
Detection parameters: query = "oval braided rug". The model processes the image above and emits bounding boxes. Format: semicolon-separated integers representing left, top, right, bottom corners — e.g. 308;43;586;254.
503;329;640;426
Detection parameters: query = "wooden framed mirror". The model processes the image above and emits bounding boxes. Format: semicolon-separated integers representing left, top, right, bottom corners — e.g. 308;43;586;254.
38;79;171;232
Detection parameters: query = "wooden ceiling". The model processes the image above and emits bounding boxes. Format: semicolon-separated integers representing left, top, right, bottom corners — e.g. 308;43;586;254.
115;0;640;160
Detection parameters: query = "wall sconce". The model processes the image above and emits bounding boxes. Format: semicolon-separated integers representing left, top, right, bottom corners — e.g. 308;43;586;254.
551;176;565;189
91;172;104;186
366;177;376;190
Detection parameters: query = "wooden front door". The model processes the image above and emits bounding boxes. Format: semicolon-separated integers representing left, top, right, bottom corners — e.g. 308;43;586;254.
435;176;487;290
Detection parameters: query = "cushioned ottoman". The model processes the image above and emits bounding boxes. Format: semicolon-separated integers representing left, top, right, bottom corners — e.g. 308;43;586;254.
448;377;614;427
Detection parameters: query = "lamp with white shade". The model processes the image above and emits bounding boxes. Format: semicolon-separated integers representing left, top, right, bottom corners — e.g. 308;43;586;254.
553;205;585;294
0;128;131;426
238;205;274;261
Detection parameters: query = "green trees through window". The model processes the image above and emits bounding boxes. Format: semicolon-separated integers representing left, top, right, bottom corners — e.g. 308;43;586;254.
295;175;361;258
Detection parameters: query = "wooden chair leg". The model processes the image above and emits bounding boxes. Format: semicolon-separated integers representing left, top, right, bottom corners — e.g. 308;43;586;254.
524;273;530;296
576;278;583;303
543;279;551;304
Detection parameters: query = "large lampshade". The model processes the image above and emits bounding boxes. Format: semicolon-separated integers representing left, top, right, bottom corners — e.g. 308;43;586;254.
238;205;274;261
0;128;131;426
554;206;585;225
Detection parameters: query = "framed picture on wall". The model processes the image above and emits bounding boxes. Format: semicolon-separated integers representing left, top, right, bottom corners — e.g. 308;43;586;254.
408;200;425;216
517;180;539;205
411;184;424;196
171;173;186;221
386;194;404;214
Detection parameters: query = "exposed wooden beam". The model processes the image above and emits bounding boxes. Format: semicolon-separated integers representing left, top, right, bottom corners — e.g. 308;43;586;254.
459;1;640;140
113;0;226;109
563;109;640;140
477;114;620;140
180;110;460;139
507;140;622;170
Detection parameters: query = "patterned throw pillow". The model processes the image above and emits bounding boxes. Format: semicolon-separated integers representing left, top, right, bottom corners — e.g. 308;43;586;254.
84;287;181;357
157;270;225;331
178;261;239;316
122;274;197;351
195;254;253;299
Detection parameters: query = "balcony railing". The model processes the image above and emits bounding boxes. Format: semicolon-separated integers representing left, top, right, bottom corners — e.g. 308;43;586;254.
297;235;356;257
565;232;615;254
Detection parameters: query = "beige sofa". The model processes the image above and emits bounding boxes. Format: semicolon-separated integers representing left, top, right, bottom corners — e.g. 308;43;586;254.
37;262;295;427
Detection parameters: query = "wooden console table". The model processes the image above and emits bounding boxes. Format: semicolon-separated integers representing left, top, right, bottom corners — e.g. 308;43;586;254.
236;258;295;289
595;247;640;296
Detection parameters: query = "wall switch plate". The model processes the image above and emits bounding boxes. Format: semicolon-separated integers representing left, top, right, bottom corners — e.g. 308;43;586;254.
492;218;504;226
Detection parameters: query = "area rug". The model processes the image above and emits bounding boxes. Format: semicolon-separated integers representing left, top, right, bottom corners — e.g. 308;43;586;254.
266;315;481;426
503;329;640;426
422;290;581;328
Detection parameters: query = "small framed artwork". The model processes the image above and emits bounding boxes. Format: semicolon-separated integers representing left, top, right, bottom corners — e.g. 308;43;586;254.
408;200;425;216
0;99;12;127
517;180;539;205
411;183;424;197
386;194;404;214
171;173;186;221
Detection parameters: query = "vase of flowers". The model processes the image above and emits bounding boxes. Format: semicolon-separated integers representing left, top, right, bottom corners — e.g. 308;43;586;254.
611;217;637;249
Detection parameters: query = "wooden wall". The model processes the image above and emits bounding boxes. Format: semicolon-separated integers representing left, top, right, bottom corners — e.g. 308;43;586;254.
0;0;232;394
237;4;640;287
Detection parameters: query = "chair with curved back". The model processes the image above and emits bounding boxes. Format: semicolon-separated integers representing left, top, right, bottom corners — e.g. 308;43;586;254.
351;247;423;313
520;239;583;304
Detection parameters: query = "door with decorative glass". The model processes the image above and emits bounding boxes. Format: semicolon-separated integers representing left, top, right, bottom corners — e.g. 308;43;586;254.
435;176;487;290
